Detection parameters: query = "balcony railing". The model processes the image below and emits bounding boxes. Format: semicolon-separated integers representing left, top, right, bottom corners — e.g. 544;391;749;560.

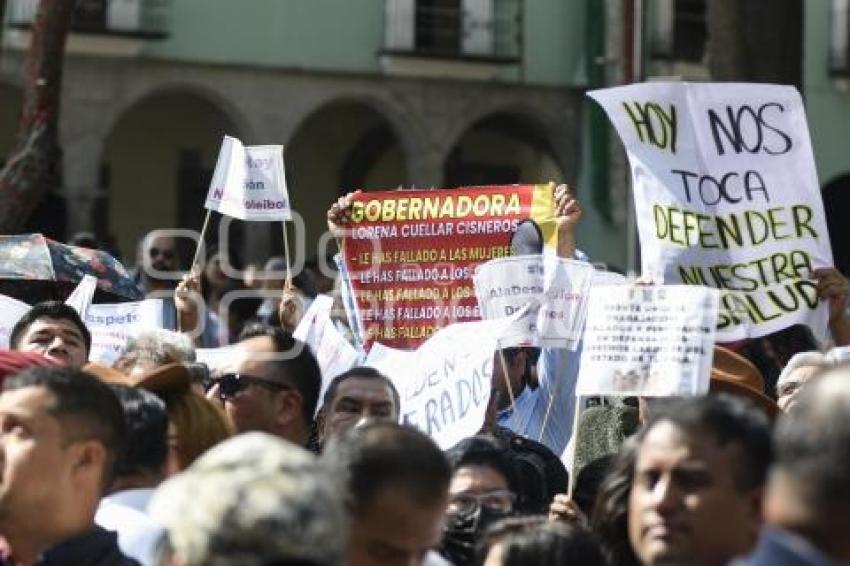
6;0;170;39
384;0;522;63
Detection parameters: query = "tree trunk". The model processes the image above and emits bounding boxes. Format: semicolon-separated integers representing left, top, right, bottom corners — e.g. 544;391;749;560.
0;0;76;233
707;0;803;90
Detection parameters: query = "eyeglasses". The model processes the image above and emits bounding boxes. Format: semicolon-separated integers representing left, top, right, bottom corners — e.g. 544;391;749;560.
448;490;516;515
211;373;291;401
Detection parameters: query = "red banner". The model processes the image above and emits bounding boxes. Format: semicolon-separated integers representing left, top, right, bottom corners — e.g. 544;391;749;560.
342;185;556;350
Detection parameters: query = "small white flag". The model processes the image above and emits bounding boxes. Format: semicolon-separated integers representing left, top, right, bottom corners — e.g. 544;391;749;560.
204;135;292;221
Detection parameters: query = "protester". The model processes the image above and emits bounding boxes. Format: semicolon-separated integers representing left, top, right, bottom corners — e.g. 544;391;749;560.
325;422;450;566
628;395;772;566
133;363;232;473
440;435;521;566
0;366;135;565
96;386;168;566
150;432;346;566
590;436;641;566
775;351;828;412
477;516;605;566
9;301;91;367
316;366;400;447
206;324;320;446
112;329;196;377
738;364;850;564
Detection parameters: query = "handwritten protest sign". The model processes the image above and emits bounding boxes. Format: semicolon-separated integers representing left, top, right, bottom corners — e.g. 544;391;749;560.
343;185;557;350
294;295;361;414
86;300;164;365
0;295;30;348
474;255;594;349
365;317;508;449
204;135;291;221
577;285;719;396
589;83;833;341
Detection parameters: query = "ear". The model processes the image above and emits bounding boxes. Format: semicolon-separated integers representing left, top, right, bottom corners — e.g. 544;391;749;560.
274;388;304;428
68;440;108;488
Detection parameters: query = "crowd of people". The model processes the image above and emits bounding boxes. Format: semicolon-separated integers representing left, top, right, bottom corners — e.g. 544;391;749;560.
0;185;849;565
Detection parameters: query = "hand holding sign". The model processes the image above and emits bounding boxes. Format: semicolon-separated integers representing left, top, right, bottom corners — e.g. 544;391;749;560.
327;190;361;241
554;184;583;258
175;272;202;335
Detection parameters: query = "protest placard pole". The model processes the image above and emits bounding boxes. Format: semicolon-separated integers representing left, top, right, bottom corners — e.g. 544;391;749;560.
281;222;292;289
497;348;516;411
190;209;212;274
566;395;583;498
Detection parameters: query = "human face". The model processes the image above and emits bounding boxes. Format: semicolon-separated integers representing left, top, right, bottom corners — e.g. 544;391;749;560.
628;421;761;566
321;378;397;442
490;351;524;411
146;236;178;273
0;387;74;527
777;366;819;412
348;486;448;566
448;465;514;516
214;336;296;437
16;317;88;367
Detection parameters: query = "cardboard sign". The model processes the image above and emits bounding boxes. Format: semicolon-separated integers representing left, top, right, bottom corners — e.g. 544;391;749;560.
342;185;557;350
365;317;509;449
85;300;164;365
294;295;361;415
0;295;31;348
474;256;595;349
204;135;291;221
576;285;719;396
589;83;833;341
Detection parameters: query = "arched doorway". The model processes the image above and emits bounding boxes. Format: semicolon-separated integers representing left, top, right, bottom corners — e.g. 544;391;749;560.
101;90;242;262
285;100;408;261
445;113;565;187
823;174;850;275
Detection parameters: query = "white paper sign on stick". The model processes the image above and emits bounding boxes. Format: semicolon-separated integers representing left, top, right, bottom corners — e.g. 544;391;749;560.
294;294;360;415
0;295;31;348
538;257;595;349
85;299;164;365
366;316;509;449
65;275;98;319
576;285;719;397
588;82;833;341
204;135;292;221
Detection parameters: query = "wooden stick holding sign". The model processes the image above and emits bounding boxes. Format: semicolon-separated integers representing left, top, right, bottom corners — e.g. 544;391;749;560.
282;222;292;290
190;209;213;275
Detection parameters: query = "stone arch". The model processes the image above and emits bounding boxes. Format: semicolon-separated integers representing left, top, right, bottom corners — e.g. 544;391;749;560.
100;87;247;261
283;96;411;260
443;105;571;187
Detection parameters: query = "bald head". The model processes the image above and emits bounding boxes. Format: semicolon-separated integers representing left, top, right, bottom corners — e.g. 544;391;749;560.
766;364;850;561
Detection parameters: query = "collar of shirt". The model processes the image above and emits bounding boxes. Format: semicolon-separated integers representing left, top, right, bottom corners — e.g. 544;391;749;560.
37;527;123;566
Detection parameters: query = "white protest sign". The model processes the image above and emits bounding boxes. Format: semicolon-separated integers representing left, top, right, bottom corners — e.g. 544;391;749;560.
294;294;360;415
204;135;291;221
577;285;719;397
65;275;98;319
474;256;594;349
85;299;164;365
365;317;508;449
0;295;31;348
589;83;833;341
538;257;595;349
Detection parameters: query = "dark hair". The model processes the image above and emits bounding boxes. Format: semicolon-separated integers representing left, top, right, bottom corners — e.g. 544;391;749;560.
10;301;92;354
237;324;322;424
590;436;640;566
478;516;605;566
773;364;850;520
109;385;168;479
447;435;520;497
4;366;126;491
573;454;615;519
322;367;400;415
640;394;773;491
330;422;450;515
502;347;541;389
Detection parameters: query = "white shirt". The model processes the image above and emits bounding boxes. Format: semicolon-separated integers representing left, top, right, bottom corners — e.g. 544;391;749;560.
95;488;162;566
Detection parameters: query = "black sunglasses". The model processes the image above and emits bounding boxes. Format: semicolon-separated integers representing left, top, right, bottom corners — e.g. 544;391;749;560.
212;373;291;400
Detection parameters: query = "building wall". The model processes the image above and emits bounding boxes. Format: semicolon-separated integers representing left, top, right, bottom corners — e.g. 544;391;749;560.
804;1;850;186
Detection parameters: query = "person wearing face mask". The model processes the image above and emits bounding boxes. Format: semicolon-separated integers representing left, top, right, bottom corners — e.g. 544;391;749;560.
440;435;522;566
